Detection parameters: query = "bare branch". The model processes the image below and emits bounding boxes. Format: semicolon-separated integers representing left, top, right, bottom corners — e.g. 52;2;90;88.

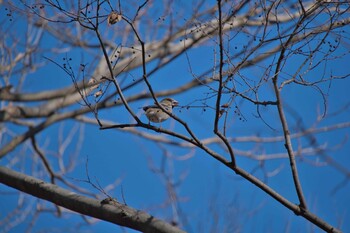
0;166;185;233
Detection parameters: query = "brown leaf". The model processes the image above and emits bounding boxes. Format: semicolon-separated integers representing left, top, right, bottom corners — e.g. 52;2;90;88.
107;12;122;25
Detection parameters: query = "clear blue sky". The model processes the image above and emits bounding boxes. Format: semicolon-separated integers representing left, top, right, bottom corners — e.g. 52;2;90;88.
1;1;350;232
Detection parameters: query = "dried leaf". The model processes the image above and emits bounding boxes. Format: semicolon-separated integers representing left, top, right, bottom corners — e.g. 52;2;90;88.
88;78;99;91
107;12;122;25
94;90;103;98
221;103;229;108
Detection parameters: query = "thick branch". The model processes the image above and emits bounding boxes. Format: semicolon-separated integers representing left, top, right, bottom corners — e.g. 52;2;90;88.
0;166;185;233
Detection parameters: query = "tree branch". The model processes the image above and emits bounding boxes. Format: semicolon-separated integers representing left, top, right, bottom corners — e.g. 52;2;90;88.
0;166;185;233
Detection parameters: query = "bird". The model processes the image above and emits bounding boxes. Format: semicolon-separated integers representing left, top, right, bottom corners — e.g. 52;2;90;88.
143;98;179;123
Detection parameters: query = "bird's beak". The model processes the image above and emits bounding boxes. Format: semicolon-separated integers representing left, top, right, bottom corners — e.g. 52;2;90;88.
172;100;179;107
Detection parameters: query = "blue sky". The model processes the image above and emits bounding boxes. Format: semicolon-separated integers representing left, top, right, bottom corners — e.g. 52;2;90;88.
1;1;350;232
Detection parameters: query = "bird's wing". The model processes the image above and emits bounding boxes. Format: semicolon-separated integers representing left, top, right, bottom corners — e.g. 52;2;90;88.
143;105;158;111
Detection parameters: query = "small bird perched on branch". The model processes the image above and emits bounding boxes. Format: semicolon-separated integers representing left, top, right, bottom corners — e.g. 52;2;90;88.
143;98;179;123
